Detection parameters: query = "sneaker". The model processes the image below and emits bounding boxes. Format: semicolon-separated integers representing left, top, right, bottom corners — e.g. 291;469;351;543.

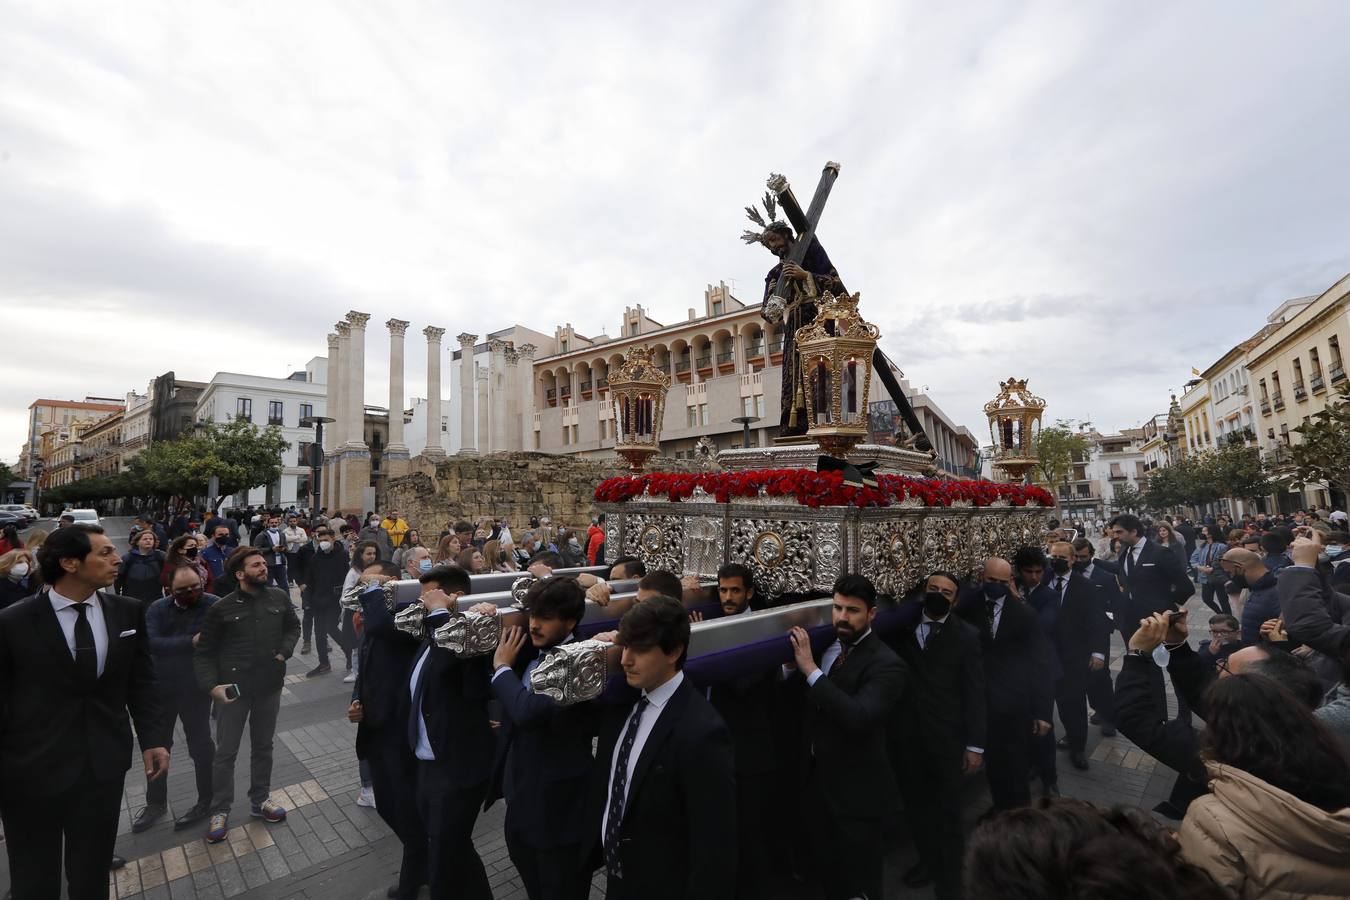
205;813;229;843
301;641;312;655
251;800;287;823
356;786;376;808
306;663;332;678
343;671;358;684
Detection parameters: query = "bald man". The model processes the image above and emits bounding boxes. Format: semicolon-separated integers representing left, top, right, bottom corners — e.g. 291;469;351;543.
1219;548;1280;644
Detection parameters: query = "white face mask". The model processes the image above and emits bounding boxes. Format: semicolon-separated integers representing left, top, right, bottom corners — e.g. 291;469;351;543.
9;563;28;578
318;540;334;552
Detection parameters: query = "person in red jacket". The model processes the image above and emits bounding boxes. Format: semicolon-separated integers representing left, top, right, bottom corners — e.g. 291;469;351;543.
585;514;606;566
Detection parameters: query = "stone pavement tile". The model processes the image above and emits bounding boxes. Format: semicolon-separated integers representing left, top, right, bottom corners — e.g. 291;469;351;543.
213;858;247;898
161;846;191;883
139;853;167;890
166;876;196;900
307;809;340;845
225;826;253;860
114;859;143;898
244;820;275;850
332;819;366;851
141;884;170;900
184;840;212;875
205;839;234;868
256;844;292;881
297;831;331;864
268;824;308;867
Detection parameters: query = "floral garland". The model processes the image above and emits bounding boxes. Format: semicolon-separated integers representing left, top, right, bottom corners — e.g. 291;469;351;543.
594;469;1054;509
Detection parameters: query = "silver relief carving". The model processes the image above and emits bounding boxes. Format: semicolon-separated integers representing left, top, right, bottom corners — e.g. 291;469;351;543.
622;512;684;573
683;515;724;578
432;610;501;657
529;640;611;705
730;517;816;599
814;522;843;589
393;601;427;638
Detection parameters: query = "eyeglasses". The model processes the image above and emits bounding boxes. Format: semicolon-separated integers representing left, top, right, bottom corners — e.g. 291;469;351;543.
1215;657;1233;675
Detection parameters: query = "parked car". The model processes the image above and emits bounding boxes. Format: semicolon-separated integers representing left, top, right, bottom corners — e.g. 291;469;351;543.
66;508;101;527
0;511;27;530
0;505;37;525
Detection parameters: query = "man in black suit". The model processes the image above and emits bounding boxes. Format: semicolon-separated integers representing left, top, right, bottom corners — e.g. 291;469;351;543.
253;512;289;589
784;573;907;900
486;576;598;900
350;560;426;900
1073;537;1120;737
1110;513;1194;639
0;524;170;899
404;564;496;900
1043;542;1110;770
583;596;736;900
887;571;986;900
957;557;1054;810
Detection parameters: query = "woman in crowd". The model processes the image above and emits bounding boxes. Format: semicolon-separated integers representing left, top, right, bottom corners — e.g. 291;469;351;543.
391;528;424;570
0;525;22;556
162;534;210;589
481;538;512;573
433;533;462;564
555;527;586;567
1156;522;1189;568
1178;673;1350;898
339;541;381;684
116;528;166;603
23;528;48;562
0;549;39;610
456;546;489;575
1189;525;1231;615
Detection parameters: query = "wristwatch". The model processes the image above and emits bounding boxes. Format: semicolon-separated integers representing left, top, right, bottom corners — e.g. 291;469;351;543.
1125;648;1150;659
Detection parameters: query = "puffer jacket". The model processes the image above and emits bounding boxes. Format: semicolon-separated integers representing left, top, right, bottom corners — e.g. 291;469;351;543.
1179;762;1350;899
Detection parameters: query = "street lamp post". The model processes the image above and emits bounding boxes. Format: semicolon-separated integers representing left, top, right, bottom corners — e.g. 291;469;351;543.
731;415;761;448
300;416;336;513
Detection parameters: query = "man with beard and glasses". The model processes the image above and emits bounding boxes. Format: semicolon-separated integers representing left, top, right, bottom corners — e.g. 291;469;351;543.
194;547;300;843
485;577;598;900
887;571;985;900
783;574;906;900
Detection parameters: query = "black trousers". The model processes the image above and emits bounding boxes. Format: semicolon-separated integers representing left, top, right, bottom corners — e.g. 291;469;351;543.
1087;663;1116;723
302;600;314;643
1055;666;1091;753
313;604;346;666
504;822;589;900
896;746;964;900
1;774;123;900
734;772;774;900
1200;581;1231;615
364;727;427;899
806;769;883;900
146;686;215;807
414;762;490;900
267;562;288;589
984;714;1034;809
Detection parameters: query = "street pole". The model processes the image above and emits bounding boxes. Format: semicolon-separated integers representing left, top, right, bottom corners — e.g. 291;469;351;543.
301;416;335;514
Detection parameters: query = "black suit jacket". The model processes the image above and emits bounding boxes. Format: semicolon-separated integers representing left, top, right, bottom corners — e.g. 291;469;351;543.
1117;539;1194;620
582;676;736;900
0;591;166;796
403;609;496;788
354;588;421;732
1038;573;1111;675
796;632;906;818
701;667;779;779
886;609;986;759
253;529;288;566
956;591;1053;724
486;644;600;848
1087;560;1124;620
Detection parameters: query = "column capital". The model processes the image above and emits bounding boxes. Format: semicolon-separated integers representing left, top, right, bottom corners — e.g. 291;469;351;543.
335;321;351;336
345;310;372;329
516;343;537;360
386;318;410;336
423;325;446;342
486;337;509;353
504;349;520;365
456;332;478;348
326;333;339;350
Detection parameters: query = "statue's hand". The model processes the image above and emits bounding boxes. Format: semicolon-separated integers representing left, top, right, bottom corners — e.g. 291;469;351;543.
763;296;785;323
781;261;807;281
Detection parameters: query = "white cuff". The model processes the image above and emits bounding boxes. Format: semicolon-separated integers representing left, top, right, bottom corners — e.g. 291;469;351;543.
1091;652;1105;661
491;666;511;682
965;746;984;755
806;669;824;688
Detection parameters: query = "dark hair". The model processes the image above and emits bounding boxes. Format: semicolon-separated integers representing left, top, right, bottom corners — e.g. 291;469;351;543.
717;562;755;594
1070;537;1094;555
1327;530;1350;544
350;540;380;571
419;564;471;595
638;570;683;599
1012;545;1047;572
1243;648;1325;711
58;513;75;523
617;595;690;666
1207;613;1239;632
608;555;645;579
528;550;564;570
166;534;197;562
831;573;877;608
925;570;962;593
453;520;473;535
523;577;585;627
1202;673;1350;811
1109;514;1142;536
39;523;105;584
363;560;401;579
966;797;1231;900
226;546;263;578
1259;531;1287;555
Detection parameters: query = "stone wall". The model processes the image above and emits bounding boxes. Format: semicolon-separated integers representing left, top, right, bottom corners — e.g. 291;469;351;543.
381;451;698;533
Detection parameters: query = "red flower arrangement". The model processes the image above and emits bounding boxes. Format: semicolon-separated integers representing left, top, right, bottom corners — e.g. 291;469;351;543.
593;470;1054;509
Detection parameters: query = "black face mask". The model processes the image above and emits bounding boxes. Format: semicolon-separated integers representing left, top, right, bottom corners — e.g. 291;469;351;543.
1226;572;1247;591
215;537;228;546
1049;557;1070;575
1071;559;1089;572
185;547;199;559
923;591;952;617
983;582;1008;601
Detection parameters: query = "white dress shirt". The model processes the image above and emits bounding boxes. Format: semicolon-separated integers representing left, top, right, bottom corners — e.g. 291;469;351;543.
601;669;684;841
49;588;110;678
408;609;452;762
916;612;950;649
265;530;285;564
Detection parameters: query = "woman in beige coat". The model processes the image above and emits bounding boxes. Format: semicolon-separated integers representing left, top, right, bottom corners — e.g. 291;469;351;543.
1179;673;1350;899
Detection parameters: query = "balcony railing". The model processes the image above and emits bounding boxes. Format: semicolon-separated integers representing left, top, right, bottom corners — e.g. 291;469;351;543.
268;416;284;426
546;389;557;401
580;380;593;392
675;361;691;373
768;340;784;354
747;344;765;358
1331;362;1346;384
1271;393;1284;411
1311;373;1325;393
1260;399;1272;415
716;351;735;364
696;356;712;368
1107;473;1127;481
1292;382;1307;401
597;377;608;388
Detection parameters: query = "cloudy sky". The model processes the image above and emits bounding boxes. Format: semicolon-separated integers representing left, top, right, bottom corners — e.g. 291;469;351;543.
4;1;1349;464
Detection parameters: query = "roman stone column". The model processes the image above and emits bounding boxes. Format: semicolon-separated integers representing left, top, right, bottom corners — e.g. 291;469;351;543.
330;321;351;511
344;311;371;451
488;338;508;453
323;332;340;510
456;333;478;454
476;363;490;453
385;318;411;477
504;348;520;451
423;326;447;459
517;344;537;450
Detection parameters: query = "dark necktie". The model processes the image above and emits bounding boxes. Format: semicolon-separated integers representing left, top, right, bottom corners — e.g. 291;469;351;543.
1053;576;1065;602
985;599;997;629
828;640;852;676
73;602;97;685
924;621;942;649
604;696;649;880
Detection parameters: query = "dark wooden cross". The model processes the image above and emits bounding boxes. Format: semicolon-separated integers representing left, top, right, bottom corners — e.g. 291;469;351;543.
766;161;841;305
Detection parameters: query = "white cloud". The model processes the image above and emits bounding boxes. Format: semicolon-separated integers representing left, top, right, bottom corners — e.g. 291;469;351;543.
2;1;1348;463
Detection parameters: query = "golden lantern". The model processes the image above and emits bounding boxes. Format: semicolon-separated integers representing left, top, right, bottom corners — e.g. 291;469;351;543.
796;291;879;458
609;346;671;472
984;377;1046;482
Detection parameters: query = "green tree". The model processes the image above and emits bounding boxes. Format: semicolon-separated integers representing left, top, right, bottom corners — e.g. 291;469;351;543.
1143;454;1219;512
1204;444;1274;505
1110;481;1145;513
1033;422;1090;496
1291;383;1350;501
128;418;290;505
0;462;13;498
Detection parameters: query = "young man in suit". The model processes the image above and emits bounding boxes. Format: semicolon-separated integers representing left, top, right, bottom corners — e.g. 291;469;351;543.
958;556;1054;809
1073;538;1121;737
0;524;170;899
887;571;986;900
487;576;598;900
784;573;907;900
404;564;496;900
1044;542;1111;770
584;595;736;900
1110;513;1195;639
350;560;427;900
254;512;290;589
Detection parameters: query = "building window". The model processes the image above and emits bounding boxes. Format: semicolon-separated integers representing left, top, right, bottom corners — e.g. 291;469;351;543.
712;299;724;315
299;402;314;425
236;398;252;422
298;441;313;466
598;419;608;441
699;403;710;426
571;423;579;443
629;323;639;336
441;416;448;433
268;400;284;426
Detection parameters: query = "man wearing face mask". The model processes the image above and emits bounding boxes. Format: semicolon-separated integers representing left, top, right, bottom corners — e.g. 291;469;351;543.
1220;547;1280;645
955;557;1053;811
134;566;220;832
1041;542;1110;771
888;572;985;899
202;525;234;596
402;545;434;580
298;526;351;675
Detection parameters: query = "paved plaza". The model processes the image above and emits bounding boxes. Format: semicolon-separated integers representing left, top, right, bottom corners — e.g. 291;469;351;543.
0;519;1202;899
